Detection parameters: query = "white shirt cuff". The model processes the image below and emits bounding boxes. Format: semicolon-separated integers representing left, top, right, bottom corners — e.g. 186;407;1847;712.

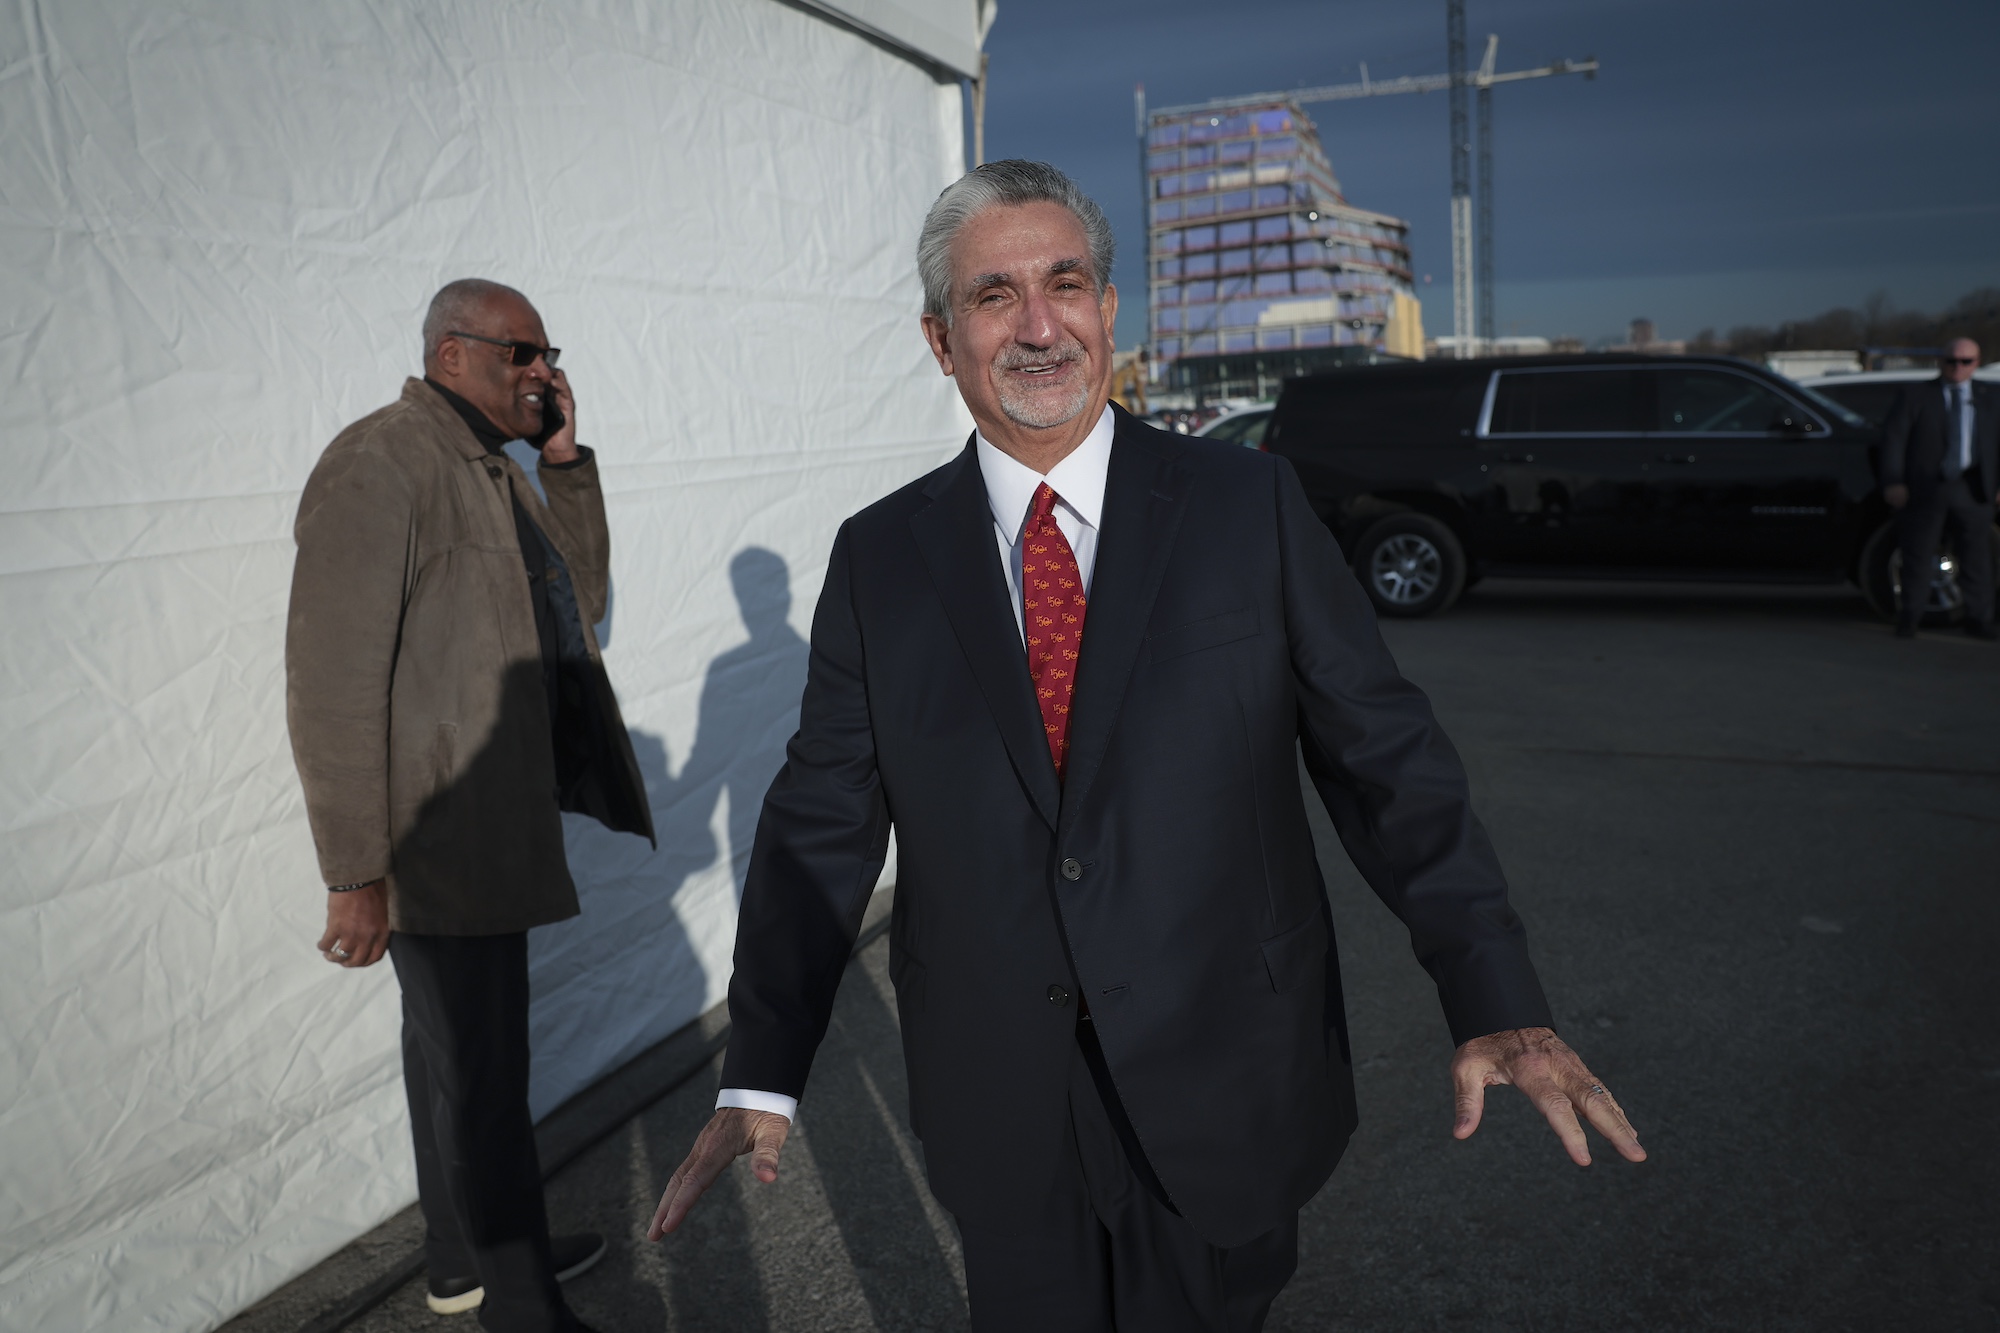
716;1088;797;1121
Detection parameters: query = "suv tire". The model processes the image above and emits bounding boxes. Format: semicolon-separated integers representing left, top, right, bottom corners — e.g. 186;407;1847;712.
1351;513;1466;618
1859;518;2000;626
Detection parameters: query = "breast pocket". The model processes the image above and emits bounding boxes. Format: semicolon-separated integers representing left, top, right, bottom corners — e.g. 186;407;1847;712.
1147;605;1259;663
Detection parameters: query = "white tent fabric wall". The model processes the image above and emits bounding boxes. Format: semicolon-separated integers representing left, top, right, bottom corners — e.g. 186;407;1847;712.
0;2;976;1328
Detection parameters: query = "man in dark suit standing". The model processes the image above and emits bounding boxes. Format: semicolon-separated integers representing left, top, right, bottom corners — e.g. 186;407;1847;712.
1882;337;1999;639
647;162;1643;1330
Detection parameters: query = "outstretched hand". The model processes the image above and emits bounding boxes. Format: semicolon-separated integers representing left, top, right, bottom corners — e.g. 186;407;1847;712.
1452;1027;1645;1166
647;1108;791;1240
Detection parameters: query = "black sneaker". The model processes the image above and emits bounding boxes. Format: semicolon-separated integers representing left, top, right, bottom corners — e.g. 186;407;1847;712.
425;1234;608;1315
425;1271;483;1316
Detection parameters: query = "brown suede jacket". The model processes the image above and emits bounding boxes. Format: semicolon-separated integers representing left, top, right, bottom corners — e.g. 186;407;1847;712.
286;378;652;935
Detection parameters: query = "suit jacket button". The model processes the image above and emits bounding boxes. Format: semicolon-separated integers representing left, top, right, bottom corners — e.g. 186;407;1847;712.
1047;984;1070;1007
486;464;503;479
1060;858;1082;881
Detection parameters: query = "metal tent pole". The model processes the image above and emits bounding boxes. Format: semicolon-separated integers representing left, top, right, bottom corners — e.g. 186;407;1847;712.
1447;0;1474;358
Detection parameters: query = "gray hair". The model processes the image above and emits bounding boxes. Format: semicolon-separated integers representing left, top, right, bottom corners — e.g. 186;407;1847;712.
421;278;529;357
917;160;1116;325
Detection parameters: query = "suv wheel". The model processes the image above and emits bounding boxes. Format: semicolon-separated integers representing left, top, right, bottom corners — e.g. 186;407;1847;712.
1352;513;1466;618
1859;519;2000;625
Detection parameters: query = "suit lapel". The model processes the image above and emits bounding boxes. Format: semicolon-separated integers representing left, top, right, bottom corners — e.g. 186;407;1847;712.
1058;412;1192;831
910;440;1061;831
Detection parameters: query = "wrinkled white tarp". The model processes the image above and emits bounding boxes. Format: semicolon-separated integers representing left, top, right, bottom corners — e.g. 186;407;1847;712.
0;2;974;1328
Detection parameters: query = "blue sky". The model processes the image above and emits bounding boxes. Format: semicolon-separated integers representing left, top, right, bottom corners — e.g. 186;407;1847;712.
972;0;2000;347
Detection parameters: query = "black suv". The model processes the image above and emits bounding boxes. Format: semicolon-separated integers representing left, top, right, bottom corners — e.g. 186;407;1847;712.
1264;353;1951;618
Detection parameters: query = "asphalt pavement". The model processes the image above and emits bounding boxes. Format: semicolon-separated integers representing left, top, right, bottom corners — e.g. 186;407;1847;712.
332;577;2000;1332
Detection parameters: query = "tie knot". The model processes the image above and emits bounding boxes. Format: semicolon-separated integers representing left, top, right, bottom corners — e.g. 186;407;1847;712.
1031;482;1062;525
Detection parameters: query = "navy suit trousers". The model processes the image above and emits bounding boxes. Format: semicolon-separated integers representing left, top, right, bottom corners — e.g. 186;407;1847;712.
957;1019;1299;1333
1896;478;1995;630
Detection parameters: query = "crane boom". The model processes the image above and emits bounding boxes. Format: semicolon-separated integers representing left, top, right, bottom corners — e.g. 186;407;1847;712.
1146;57;1596;120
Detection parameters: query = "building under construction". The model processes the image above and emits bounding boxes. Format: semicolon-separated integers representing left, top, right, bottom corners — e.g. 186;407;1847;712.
1145;97;1422;402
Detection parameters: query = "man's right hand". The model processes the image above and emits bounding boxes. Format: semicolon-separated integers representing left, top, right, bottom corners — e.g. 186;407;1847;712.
317;880;390;968
1884;483;1909;509
647;1108;790;1240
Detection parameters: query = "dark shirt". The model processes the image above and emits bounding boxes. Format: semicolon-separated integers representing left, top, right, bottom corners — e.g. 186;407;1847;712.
419;379;645;833
424;378;588;730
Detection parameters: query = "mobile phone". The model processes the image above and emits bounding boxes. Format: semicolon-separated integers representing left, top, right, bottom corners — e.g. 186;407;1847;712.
529;393;566;449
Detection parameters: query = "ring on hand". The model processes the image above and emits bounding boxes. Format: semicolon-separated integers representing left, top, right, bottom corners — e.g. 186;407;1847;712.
1589;1083;1605;1096
330;943;351;960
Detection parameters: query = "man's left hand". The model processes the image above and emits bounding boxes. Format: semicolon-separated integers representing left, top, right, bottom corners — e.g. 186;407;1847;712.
1451;1026;1646;1166
317;880;391;969
539;368;580;464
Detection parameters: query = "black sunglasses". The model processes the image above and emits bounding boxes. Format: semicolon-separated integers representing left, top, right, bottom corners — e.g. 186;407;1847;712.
448;330;561;369
1941;356;1977;366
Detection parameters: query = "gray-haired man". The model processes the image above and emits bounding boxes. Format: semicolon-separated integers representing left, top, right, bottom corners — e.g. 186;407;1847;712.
646;162;1640;1330
287;279;652;1331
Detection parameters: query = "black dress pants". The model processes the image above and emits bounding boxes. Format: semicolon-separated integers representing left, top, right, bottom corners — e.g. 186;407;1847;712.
1897;477;1995;630
956;1020;1299;1333
390;932;576;1333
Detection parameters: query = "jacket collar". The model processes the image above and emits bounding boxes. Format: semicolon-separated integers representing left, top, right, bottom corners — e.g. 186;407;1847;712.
423;376;514;455
912;441;1063;830
1054;407;1192;831
908;406;1192;833
402;377;493;462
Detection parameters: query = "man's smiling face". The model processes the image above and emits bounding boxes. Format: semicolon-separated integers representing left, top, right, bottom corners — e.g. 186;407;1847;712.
923;201;1117;441
431;290;554;440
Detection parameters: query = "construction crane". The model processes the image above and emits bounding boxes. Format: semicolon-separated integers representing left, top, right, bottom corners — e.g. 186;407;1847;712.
1140;18;1595;360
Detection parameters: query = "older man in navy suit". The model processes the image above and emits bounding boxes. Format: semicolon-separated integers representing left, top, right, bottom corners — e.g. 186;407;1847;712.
646;161;1644;1331
1883;337;1999;639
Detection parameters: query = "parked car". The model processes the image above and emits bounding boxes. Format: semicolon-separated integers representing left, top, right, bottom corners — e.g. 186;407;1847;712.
1147;407;1219;435
1195;402;1274;448
1263;352;1997;620
1795;365;2000;428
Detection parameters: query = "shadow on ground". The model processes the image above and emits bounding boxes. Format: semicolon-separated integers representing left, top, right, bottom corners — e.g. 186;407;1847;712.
349;579;1999;1332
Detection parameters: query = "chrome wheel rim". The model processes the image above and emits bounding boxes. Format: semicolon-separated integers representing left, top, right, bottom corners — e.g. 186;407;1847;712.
1887;548;1963;616
1369;533;1443;605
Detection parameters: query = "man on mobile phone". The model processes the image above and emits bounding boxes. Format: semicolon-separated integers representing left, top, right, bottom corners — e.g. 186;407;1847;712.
285;279;652;1333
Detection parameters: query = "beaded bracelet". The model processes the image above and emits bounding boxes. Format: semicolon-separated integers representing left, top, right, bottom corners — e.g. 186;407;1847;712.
327;880;377;893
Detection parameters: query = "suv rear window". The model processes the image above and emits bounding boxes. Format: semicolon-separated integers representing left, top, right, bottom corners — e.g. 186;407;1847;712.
1489;369;1644;434
1651;368;1801;433
1274;370;1486;447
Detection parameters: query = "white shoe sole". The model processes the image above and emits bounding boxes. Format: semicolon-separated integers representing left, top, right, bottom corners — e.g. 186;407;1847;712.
426;1287;483;1315
424;1237;606;1316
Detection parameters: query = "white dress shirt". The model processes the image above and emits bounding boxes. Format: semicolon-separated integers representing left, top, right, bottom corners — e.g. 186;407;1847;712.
1946;380;1974;476
717;406;1117;1123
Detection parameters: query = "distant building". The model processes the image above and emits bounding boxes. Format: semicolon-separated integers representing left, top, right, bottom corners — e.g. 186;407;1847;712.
1144;98;1419;402
1765;350;1862;380
1609;316;1686;355
1430;334;1556;358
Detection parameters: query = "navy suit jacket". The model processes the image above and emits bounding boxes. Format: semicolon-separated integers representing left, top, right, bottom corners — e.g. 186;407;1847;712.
1882;378;2000;502
721;407;1552;1246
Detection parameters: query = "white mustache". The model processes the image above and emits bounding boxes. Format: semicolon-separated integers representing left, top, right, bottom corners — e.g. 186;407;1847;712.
994;342;1084;371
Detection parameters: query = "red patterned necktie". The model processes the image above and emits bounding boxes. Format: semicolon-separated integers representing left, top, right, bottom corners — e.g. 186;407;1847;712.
1022;482;1088;778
